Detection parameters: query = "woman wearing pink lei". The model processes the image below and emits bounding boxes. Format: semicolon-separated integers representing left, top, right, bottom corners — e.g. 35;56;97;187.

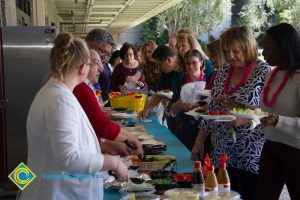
200;26;271;200
259;23;300;200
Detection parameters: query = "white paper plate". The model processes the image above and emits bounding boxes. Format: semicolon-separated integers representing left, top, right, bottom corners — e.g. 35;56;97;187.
200;114;237;121
164;188;200;198
119;182;155;194
111;112;137;119
157;91;173;99
185;108;203;120
231;112;267;120
141;139;163;145
195;89;212;97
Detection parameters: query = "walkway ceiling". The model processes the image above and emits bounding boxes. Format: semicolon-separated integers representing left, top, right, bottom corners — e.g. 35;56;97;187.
54;0;182;37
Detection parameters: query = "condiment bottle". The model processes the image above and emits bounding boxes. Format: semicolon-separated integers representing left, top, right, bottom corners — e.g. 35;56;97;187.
205;165;218;194
192;161;205;194
202;153;211;180
217;155;231;196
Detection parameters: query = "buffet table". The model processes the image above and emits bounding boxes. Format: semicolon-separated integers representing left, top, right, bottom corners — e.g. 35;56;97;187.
104;116;194;200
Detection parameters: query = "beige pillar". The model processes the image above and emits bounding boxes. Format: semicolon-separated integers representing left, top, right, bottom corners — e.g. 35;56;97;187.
3;0;17;25
32;0;45;26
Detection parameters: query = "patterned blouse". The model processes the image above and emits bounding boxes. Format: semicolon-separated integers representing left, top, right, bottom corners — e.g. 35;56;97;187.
200;60;271;174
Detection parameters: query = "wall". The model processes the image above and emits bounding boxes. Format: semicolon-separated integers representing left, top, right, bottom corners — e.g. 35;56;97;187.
118;24;143;46
44;0;61;29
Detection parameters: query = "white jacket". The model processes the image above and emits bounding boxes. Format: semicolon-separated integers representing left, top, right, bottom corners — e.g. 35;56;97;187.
19;78;104;200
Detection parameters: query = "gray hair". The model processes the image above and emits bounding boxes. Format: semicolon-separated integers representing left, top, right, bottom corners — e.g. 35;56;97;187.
85;28;115;48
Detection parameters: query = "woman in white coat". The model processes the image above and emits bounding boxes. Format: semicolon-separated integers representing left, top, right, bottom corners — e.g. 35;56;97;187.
19;33;129;200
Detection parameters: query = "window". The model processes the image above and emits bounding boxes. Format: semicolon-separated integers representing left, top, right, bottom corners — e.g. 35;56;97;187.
16;0;31;16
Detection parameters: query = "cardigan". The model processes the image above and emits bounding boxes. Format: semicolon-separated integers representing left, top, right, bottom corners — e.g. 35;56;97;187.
73;82;120;141
20;78;104;200
261;69;300;149
110;63;145;92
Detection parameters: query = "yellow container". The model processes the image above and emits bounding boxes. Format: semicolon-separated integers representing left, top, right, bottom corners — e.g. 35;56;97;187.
109;93;147;113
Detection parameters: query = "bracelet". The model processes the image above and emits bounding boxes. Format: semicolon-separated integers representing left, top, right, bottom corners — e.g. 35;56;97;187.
114;160;120;171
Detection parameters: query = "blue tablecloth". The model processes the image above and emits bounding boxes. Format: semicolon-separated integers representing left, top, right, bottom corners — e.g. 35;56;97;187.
104;116;194;199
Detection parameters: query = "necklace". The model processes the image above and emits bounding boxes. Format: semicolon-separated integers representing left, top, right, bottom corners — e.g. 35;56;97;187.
263;67;289;107
223;61;255;95
205;70;218;89
185;70;205;83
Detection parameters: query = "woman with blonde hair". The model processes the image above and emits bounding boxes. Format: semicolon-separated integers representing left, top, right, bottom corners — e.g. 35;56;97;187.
20;33;129;200
140;40;160;91
176;28;211;73
199;26;271;199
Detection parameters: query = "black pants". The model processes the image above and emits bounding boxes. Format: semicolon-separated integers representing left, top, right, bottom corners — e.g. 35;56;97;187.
175;112;199;150
165;115;176;135
227;167;259;200
259;140;300;200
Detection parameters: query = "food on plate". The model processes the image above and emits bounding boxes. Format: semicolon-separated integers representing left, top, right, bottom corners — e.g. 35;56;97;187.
164;188;200;198
171;173;193;188
172;173;192;182
232;107;266;115
148;179;177;192
132;156;172;163
150;170;173;179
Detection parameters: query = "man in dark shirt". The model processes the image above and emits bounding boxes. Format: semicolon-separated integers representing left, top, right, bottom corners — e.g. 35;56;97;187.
139;45;184;134
86;29;115;101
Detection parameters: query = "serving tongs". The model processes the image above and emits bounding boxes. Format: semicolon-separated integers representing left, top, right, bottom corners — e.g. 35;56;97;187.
143;144;166;153
157;159;177;172
123;140;147;161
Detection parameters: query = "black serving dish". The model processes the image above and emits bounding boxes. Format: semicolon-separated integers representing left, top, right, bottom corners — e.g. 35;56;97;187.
147;179;177;194
171;173;193;188
143;144;167;155
150;170;175;179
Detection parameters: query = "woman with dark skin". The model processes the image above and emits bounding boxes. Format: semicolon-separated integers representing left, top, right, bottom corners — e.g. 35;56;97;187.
259;23;300;200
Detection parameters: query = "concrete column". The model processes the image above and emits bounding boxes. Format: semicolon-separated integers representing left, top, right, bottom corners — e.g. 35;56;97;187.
32;0;45;26
231;0;251;25
2;0;17;26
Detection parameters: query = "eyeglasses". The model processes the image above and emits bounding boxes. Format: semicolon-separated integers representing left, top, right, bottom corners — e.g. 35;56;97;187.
86;59;101;67
185;60;203;66
98;48;111;58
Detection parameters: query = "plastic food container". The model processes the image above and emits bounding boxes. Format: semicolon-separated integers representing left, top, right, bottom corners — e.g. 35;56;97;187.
109;93;147;113
164;188;200;199
200;191;241;200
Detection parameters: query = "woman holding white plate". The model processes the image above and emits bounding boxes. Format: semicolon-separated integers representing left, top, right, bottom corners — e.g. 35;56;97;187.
198;26;271;200
259;23;300;200
170;49;215;150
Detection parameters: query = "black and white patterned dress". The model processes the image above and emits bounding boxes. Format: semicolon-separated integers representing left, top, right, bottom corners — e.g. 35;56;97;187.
200;60;271;174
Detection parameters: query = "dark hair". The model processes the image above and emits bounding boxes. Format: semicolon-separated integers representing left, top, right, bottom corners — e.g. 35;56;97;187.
266;23;300;73
152;45;175;62
85;28;115;48
109;50;120;65
119;43;137;60
184;49;204;62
